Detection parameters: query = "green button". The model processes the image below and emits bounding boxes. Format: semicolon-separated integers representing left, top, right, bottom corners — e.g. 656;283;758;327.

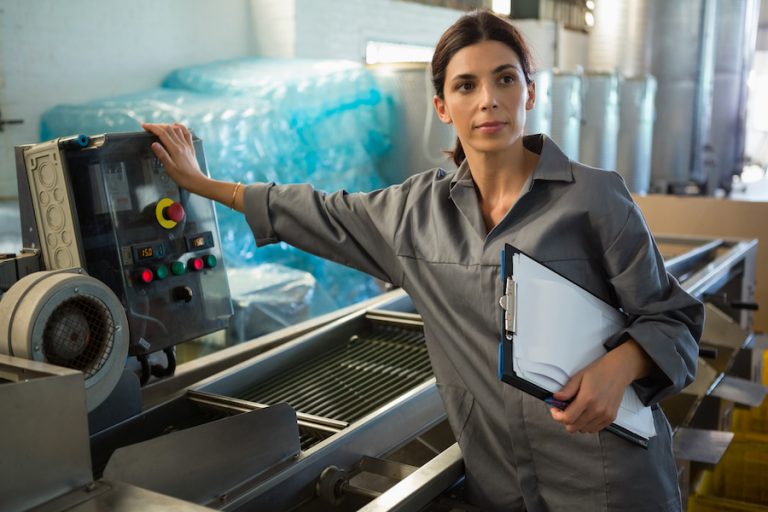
204;255;217;268
155;265;169;280
171;261;186;276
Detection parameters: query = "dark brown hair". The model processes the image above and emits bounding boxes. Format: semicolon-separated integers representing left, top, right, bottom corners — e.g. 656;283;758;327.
431;9;535;166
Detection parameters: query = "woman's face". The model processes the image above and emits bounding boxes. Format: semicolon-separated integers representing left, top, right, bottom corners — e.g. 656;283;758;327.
434;39;535;159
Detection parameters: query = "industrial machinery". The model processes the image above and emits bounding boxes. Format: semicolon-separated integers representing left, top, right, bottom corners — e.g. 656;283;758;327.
1;135;763;510
0;132;232;409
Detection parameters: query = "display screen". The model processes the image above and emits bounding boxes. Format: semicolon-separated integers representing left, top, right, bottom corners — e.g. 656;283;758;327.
133;242;164;261
186;231;214;252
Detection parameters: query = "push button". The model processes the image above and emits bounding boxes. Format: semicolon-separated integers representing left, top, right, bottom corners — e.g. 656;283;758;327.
188;257;204;272
171;261;186;276
155;265;169;280
155;198;185;229
203;254;217;268
137;268;154;284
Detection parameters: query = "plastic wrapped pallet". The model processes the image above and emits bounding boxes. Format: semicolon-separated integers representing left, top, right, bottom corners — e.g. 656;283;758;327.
40;58;394;316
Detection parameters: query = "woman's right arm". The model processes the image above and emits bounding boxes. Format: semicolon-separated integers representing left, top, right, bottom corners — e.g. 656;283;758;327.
143;123;246;212
143;122;410;286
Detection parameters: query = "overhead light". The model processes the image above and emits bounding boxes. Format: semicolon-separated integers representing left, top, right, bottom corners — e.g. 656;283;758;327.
586;0;595;10
492;0;511;15
365;41;434;64
585;11;595;27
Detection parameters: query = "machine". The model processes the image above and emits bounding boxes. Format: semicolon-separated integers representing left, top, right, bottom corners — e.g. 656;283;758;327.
0;133;764;511
0;132;232;409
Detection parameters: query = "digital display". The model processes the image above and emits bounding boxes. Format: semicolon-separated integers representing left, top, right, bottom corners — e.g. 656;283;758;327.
186;232;214;252
133;242;164;261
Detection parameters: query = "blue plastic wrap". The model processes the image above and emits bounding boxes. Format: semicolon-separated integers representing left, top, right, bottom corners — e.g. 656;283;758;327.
40;58;395;312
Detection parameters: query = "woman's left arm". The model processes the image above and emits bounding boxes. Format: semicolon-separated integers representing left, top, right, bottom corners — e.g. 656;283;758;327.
550;174;704;433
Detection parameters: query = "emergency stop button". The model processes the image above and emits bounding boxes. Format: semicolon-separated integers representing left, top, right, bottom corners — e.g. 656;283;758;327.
155;198;185;229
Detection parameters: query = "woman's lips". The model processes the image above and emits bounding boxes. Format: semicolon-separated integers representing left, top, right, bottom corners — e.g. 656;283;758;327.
475;121;507;133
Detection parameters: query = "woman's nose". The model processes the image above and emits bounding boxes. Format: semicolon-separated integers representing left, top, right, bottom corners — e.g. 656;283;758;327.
480;85;498;110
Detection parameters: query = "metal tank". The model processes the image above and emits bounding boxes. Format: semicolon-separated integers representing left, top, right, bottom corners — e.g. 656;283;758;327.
550;71;582;161
587;0;652;78
367;63;456;184
617;75;657;194
579;71;620;170
710;0;761;193
525;69;552;136
650;0;718;192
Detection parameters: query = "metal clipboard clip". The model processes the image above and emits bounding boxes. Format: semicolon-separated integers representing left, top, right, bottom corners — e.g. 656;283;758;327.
498;276;517;340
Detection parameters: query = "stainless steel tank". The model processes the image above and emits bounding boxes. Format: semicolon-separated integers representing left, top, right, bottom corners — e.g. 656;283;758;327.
368;63;456;183
525;69;552;136
710;0;761;193
650;0;718;192
550;71;582;161
617;75;656;194
579;71;620;170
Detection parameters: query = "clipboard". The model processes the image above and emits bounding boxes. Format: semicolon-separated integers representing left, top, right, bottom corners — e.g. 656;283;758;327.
497;244;654;448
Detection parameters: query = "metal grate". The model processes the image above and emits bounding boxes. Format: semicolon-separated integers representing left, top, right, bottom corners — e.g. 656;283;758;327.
237;323;433;425
43;295;115;379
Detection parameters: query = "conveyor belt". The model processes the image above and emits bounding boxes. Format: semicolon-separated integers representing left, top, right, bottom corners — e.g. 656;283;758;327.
235;324;432;425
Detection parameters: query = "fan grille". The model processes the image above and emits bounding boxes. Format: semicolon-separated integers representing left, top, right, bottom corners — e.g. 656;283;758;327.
42;294;116;379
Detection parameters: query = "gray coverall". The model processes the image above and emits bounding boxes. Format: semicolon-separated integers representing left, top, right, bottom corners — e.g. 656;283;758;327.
243;134;704;511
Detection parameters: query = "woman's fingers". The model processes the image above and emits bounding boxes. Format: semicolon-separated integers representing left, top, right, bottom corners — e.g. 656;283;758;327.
150;141;173;169
176;123;194;146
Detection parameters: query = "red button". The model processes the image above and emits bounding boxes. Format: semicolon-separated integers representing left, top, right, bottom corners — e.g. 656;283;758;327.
138;268;154;284
163;202;185;223
188;257;204;272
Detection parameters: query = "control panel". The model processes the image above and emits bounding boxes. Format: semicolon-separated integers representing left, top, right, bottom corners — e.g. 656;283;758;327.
17;132;232;357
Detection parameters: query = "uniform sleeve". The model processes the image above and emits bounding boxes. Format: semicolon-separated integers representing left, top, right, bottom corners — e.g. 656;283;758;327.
600;180;704;406
242;181;410;287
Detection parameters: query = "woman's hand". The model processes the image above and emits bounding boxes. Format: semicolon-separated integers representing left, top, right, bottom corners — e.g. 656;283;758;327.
549;339;652;433
143;123;208;194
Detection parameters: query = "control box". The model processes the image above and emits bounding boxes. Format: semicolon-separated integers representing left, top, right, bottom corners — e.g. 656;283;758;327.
15;132;233;356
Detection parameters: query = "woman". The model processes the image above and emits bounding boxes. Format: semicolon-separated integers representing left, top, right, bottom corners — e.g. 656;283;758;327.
144;9;702;511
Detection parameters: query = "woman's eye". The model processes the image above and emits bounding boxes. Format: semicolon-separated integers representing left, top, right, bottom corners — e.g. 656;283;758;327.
457;82;474;92
500;75;516;84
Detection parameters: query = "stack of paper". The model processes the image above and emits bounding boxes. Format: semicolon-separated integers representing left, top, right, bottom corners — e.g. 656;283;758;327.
509;250;656;440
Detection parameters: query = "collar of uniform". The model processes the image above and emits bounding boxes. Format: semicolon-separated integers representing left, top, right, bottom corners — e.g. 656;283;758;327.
527;134;574;184
449;133;573;189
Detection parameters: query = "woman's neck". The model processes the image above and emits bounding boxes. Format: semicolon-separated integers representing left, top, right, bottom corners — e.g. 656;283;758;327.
464;140;539;232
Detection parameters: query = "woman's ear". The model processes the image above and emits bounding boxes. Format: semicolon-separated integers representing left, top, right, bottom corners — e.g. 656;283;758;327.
526;81;536;111
433;95;452;124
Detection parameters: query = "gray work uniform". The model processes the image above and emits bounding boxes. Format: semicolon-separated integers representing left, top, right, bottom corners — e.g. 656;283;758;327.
243;134;703;511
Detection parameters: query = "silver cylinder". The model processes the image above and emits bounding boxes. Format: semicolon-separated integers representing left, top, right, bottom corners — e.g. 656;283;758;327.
710;0;760;192
650;0;717;192
525;69;552;136
550;71;582;161
579;72;620;170
617;75;656;194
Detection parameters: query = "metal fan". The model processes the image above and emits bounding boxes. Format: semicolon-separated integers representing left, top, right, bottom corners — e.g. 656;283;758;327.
0;268;129;411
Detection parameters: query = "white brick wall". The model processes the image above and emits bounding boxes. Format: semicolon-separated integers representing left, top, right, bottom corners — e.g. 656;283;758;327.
293;0;463;60
0;0;255;196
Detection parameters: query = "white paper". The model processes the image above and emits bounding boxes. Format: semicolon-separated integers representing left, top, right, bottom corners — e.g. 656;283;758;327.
511;251;656;440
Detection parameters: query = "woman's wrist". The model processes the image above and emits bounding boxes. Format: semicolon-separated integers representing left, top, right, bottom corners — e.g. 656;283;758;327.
607;339;652;384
